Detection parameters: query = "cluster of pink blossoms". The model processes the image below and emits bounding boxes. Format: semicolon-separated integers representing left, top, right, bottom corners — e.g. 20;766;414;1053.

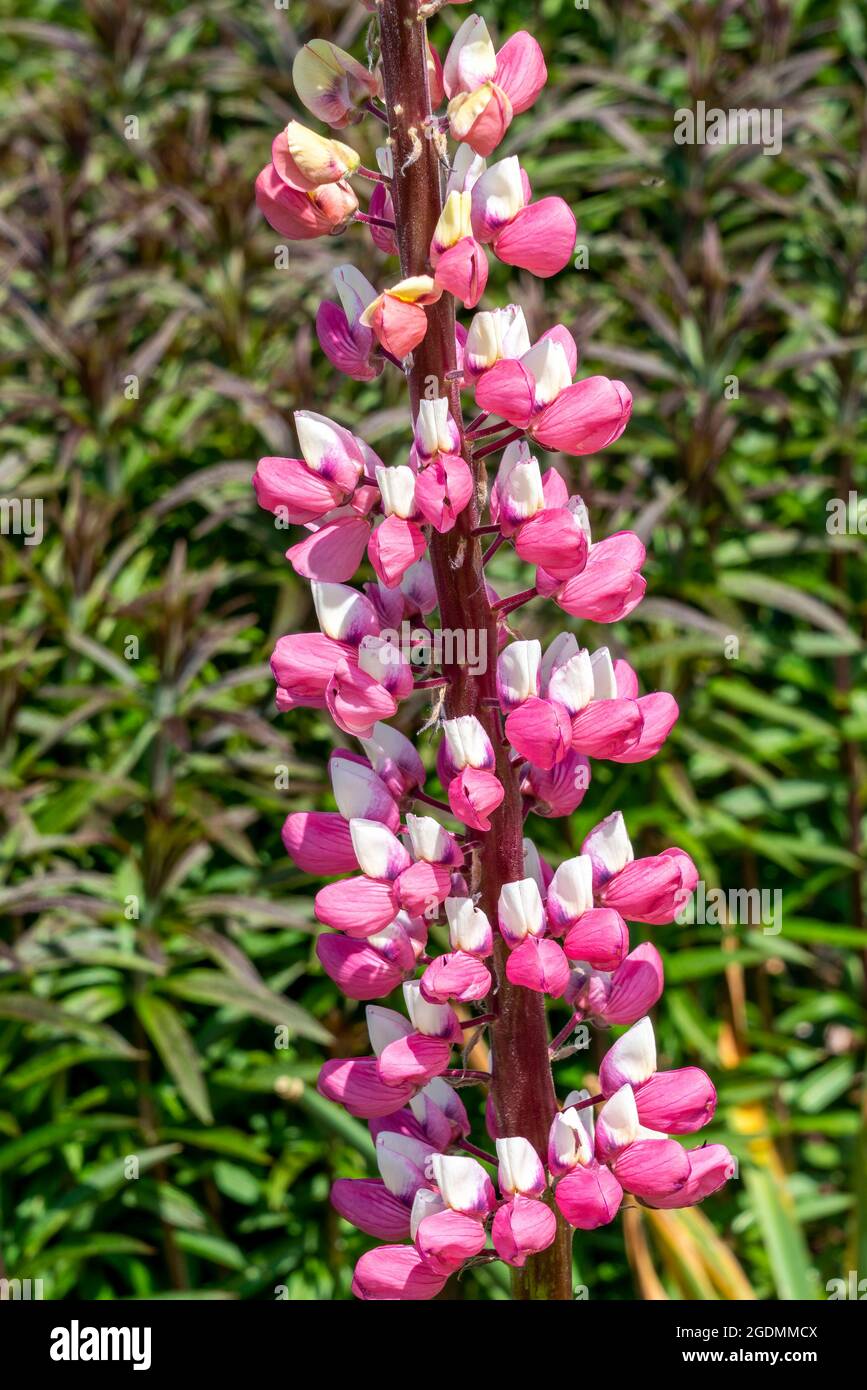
253;5;735;1299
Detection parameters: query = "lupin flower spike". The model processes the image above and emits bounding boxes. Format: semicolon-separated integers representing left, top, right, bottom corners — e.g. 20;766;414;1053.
250;0;735;1302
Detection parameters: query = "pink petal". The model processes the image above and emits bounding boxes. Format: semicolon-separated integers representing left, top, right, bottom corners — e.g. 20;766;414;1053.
255;163;332;240
447;766;505;832
318;1057;416;1119
600;850;697;925
634;1068;717;1134
434;237;489;308
613;657;640;699
368;516;428;589
281;811;357;874
414;454;473;533
609;692;679;763
326;656;398;739
514;509;588;579
420;951;492;1004
368;182;398;255
456;85;513;157
602;942;664;1024
253;455;344;523
415;1208;487;1276
315;300;381;382
570;698;643;760
521;749;591;818
286;515;370;582
316;933;407;1000
562;908;629;972
395;860;453;916
644;1144;736;1209
271;633;355;709
550;532;646;623
378;1033;453;1087
475;358;536;428
494;33;547;114
532;375;632;454
505;937;571;997
612;1138;690;1201
351;1244;448;1301
369;295;429;359
331;1178;411;1239
491;1194;557;1267
492;198;576;278
555;1163;623;1230
314;875;398;936
505;698;573;771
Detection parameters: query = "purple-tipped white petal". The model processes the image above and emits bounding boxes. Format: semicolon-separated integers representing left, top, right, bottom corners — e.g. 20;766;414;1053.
330;754;397;827
582;810;634;887
403;979;459;1039
311;580;379;644
360;721;426;797
599;1016;658;1094
496;1136;546;1197
405;813;461;866
431;1153;496;1217
546;854;594;929
443;714;494;770
595;1084;640;1165
497;877;545;947
547;648;595;714
376;1130;434;1203
349;818;412;881
366;1005;413;1056
444;14;497;96
547;1105;594;1176
497;640;542;711
445;897;494;956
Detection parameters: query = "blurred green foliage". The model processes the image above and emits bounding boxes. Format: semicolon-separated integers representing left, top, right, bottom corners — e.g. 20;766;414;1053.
0;0;864;1300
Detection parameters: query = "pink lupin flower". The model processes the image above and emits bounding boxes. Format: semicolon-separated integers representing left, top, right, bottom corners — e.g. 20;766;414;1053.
360;276;442;358
281;810;358;873
540;531;646;622
316;264;384;382
255;162;358;240
520;749;591;819
351;1244;449;1301
318;1056;416;1118
430;191;488;308
444;19;547;157
470;156;576;276
598;1017;717;1133
414;1207;487;1275
492;1194;557;1267
316;930;410;1001
292;38;381;128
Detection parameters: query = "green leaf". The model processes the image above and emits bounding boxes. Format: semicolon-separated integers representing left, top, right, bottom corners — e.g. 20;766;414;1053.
135;995;213;1124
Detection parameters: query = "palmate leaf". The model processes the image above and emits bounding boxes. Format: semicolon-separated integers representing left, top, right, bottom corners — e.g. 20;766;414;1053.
134;995;213;1125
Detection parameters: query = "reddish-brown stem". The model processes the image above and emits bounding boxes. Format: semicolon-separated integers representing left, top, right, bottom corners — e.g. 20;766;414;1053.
355;210;396;230
473;427;524;460
378;0;573;1301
